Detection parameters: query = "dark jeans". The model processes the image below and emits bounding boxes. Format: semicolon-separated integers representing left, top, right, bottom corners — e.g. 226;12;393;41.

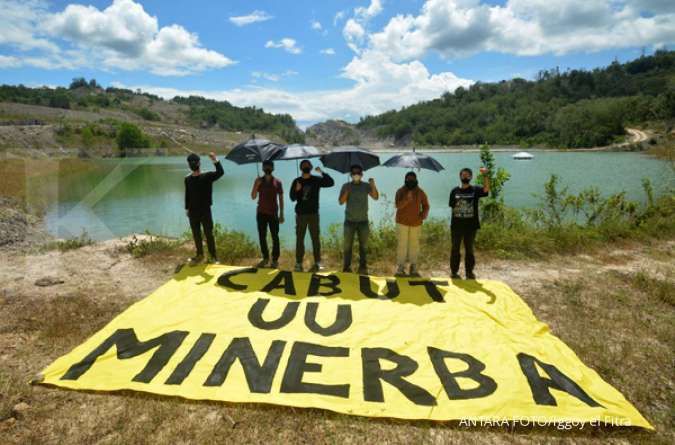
343;221;369;269
296;213;321;264
188;207;216;258
450;226;477;275
257;213;280;261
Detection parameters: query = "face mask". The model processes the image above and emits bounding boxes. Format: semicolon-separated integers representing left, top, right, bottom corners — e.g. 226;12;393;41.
301;166;311;174
351;174;362;183
405;180;417;189
263;169;273;175
461;177;471;184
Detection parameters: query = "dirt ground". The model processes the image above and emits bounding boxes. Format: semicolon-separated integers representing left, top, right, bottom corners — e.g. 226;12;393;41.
0;235;673;444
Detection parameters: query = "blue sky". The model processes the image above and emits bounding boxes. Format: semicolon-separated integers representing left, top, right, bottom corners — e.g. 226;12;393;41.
0;0;673;126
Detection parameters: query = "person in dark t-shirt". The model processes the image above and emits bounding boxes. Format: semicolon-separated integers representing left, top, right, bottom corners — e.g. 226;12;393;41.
448;167;490;279
251;160;284;269
289;159;334;272
184;152;224;265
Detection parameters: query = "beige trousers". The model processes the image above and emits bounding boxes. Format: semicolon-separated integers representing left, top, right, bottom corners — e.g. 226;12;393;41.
396;223;421;266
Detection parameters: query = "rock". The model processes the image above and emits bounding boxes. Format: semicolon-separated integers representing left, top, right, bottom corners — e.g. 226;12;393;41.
305;120;363;146
11;402;30;419
34;277;65;287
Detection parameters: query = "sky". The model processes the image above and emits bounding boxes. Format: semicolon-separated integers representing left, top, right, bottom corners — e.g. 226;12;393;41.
1;0;674;127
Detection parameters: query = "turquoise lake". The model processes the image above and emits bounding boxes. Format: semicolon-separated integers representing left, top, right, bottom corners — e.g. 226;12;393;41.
43;152;673;242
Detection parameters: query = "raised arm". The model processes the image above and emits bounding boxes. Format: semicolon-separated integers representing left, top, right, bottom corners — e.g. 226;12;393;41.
480;167;490;195
208;152;224;181
368;178;379;200
319;170;334;188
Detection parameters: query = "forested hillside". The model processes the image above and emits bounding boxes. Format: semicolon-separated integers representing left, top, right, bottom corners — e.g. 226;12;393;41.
0;78;304;143
358;50;675;148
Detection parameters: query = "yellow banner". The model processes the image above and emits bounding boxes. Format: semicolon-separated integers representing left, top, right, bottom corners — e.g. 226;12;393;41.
37;265;651;428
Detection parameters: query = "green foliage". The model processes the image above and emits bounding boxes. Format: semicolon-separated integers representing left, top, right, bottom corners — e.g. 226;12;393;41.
124;233;181;258
478;145;511;222
116;122;150;150
173;95;304;143
357;50;675;148
134;107;161;121
212;224;258;263
43;231;94;252
48;91;70;109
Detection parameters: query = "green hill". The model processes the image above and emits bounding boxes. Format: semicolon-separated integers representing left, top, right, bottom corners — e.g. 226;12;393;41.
0;78;304;153
357;50;675;148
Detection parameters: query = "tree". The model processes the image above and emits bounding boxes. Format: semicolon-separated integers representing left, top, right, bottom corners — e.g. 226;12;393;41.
49;93;70;109
116;123;150;151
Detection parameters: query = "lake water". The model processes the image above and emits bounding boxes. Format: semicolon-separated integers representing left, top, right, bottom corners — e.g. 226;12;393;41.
43;152;673;242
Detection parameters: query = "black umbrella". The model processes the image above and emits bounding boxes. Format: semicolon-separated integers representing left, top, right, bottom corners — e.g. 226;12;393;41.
274;143;324;175
382;149;445;172
226;136;285;165
274;143;323;160
319;146;380;174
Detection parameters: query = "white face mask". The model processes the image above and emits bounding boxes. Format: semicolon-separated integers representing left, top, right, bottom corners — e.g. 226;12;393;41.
351;174;362;183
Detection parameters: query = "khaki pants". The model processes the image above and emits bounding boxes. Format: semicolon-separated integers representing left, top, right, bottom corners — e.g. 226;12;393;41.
396;223;421;266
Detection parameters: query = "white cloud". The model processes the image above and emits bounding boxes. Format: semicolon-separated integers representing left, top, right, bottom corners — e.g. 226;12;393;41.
265;38;302;54
0;0;59;53
320;48;336;55
251;70;298;82
0;55;22;68
369;0;675;61
311;20;322;31
114;52;472;126
355;0;384;20
343;19;366;53
334;10;347;26
0;0;234;76
229;10;273;27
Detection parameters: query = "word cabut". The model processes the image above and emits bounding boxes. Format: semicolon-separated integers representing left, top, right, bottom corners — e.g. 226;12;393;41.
60;328;602;408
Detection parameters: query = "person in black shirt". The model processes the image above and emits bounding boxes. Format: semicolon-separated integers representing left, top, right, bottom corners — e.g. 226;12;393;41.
289;159;334;272
448;167;490;279
184;152;224;265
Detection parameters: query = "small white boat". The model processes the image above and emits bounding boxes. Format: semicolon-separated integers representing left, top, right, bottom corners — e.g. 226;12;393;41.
513;151;534;160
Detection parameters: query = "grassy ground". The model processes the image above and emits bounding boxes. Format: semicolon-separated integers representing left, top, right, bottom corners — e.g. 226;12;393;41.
0;233;673;444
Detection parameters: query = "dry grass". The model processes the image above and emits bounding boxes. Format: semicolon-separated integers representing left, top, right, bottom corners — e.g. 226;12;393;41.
0;239;673;444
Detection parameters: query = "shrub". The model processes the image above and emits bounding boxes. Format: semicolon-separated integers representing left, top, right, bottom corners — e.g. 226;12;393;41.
124;233;181;258
212;224;258;263
116;122;150;150
43;231;94;252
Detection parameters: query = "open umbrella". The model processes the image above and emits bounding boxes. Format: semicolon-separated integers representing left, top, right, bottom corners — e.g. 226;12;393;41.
274;143;323;174
275;143;323;160
319;146;380;174
382;148;444;172
226;135;284;164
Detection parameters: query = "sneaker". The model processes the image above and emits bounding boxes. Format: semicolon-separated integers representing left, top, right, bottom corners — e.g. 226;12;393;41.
394;265;406;277
256;258;269;268
451;272;461;280
357;266;369;275
409;264;421;277
188;255;204;266
206;257;219;265
270;260;279;269
466;272;476;280
310;262;324;272
294;263;303;272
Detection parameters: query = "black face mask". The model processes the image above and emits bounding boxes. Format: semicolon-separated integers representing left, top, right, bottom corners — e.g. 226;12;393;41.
263;169;273;175
301;166;311;174
461;177;471;184
405;180;418;189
